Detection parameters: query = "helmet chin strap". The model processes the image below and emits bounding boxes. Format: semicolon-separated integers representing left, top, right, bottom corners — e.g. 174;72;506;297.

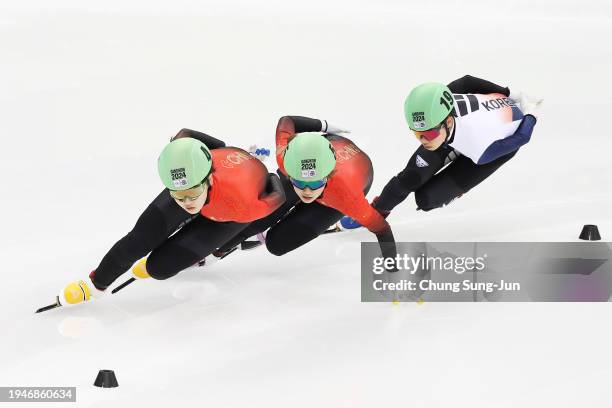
441;116;455;147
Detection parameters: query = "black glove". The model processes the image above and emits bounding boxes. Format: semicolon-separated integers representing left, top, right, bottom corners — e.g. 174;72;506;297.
375;227;398;272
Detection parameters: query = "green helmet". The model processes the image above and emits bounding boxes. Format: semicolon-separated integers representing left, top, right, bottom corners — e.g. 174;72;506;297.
283;132;336;181
158;138;212;190
404;82;454;131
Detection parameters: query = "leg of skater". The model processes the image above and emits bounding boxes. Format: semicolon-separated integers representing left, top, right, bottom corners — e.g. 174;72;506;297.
94;189;199;289
414;150;517;211
265;201;345;256
138;217;250;280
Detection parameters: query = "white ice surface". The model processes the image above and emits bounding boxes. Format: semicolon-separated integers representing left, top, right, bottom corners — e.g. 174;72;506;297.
1;1;612;407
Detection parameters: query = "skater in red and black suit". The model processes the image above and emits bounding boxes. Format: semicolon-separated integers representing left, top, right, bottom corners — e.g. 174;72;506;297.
54;129;285;308
217;116;397;261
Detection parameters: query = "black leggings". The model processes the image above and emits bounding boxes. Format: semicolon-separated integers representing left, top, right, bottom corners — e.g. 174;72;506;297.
377;144;517;212
415;150;516;211
93;189;248;288
219;173;353;256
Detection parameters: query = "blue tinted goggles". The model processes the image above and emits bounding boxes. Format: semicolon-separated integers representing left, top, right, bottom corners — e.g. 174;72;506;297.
289;177;328;190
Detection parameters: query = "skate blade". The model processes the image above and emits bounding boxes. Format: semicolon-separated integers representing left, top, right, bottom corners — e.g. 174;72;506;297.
111;277;136;294
35;296;61;313
240;240;262;251
323;226;341;234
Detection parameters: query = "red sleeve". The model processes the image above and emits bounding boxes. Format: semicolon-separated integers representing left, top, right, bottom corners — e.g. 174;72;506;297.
321;178;389;234
346;196;390;234
275;117;296;176
356;203;390;234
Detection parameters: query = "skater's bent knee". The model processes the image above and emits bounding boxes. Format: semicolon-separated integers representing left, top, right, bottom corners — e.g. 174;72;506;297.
416;190;464;212
145;261;172;280
265;236;290;256
266;243;288;256
415;192;437;212
265;223;318;256
146;248;193;280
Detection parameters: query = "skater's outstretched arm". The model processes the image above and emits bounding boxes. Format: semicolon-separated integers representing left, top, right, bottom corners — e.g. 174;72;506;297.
374;145;453;213
322;174;398;262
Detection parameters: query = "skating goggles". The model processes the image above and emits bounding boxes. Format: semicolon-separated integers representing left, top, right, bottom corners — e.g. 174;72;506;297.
289;177;328;190
414;123;444;141
169;180;209;202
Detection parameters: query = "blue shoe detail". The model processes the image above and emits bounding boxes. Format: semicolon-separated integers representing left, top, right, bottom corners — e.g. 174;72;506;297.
340;216;362;230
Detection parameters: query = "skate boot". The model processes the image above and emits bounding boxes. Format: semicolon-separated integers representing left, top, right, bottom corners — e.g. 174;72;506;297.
59;272;106;307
